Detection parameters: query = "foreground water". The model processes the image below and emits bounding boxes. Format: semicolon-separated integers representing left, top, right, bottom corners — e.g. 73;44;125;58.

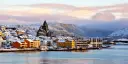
0;44;128;64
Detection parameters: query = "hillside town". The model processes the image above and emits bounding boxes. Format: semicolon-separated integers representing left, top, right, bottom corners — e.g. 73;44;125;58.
0;20;109;52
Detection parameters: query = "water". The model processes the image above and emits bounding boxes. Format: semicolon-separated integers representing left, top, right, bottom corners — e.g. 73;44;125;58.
0;45;128;64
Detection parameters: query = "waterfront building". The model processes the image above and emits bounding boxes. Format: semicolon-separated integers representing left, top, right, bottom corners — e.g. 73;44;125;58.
24;39;40;48
33;40;40;48
12;41;21;48
38;36;53;46
75;40;89;49
56;38;75;49
19;41;28;48
0;31;3;36
89;38;103;48
24;39;33;48
38;36;56;50
12;37;40;48
12;40;27;48
0;36;4;48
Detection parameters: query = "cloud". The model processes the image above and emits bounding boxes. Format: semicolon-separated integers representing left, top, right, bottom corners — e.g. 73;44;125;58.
0;3;127;24
92;11;115;21
0;4;95;19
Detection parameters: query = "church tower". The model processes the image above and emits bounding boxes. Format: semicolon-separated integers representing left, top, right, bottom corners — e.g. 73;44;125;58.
36;20;50;37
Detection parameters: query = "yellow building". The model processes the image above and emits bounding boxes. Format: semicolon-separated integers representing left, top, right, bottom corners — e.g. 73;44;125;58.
0;31;2;36
0;31;4;37
25;39;40;48
71;40;75;49
20;41;28;48
0;36;3;48
56;39;76;49
33;40;40;48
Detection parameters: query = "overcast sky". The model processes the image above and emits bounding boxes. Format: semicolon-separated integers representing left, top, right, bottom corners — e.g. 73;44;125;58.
0;0;127;7
0;0;127;24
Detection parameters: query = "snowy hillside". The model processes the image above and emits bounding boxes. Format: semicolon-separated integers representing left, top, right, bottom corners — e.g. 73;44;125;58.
4;22;113;37
109;28;128;38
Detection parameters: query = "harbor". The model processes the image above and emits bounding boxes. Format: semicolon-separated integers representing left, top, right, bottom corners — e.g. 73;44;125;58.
0;0;128;64
0;44;127;64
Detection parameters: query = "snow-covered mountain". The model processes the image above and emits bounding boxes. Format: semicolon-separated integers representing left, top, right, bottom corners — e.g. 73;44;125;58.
48;23;85;36
109;28;128;38
30;23;113;37
4;22;114;37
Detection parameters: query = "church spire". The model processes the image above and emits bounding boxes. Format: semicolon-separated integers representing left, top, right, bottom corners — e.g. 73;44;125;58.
42;20;49;33
36;20;49;37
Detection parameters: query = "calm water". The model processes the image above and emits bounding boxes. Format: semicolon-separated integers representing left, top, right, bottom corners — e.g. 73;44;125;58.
0;45;128;64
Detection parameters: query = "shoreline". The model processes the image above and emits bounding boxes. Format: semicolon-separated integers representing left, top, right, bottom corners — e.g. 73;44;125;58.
0;48;39;52
0;47;107;52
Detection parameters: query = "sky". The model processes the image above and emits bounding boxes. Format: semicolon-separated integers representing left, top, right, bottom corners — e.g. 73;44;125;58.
0;0;128;24
0;0;128;7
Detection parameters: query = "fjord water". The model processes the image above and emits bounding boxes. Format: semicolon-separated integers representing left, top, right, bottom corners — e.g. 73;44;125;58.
0;45;128;64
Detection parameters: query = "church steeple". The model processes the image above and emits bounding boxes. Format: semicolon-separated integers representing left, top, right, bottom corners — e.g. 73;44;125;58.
42;20;49;33
36;20;49;37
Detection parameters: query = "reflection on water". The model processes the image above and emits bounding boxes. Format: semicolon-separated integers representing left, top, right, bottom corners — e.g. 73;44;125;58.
0;45;128;64
71;50;88;52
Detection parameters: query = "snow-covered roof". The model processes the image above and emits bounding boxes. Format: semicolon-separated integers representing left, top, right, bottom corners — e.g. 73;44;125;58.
26;39;33;42
16;41;22;44
58;39;65;42
14;39;24;44
28;35;36;40
28;35;32;37
19;35;28;38
8;37;20;42
17;29;25;32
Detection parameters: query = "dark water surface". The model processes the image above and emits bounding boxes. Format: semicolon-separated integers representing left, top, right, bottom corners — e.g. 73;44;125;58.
0;45;128;64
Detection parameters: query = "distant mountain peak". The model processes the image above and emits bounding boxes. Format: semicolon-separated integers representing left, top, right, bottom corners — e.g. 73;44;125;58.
109;28;128;38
